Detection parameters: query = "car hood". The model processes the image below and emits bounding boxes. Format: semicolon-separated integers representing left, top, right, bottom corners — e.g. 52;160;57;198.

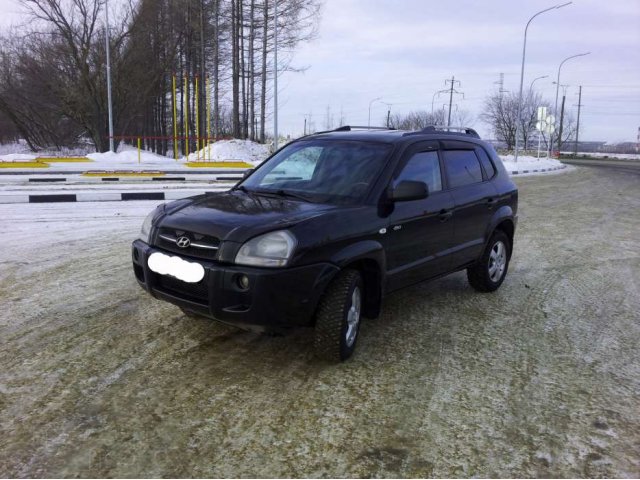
156;190;339;242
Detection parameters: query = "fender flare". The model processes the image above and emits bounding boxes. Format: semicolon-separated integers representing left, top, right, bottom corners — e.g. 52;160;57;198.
328;240;387;318
484;205;516;249
329;239;387;272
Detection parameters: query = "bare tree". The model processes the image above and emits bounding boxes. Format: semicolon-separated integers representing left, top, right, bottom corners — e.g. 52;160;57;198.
482;89;553;150
0;0;322;152
386;110;446;130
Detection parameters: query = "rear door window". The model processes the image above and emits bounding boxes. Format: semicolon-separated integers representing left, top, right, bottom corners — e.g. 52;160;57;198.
442;150;484;188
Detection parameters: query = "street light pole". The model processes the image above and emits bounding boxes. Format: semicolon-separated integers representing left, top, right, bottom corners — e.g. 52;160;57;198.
368;97;382;128
380;102;392;128
529;75;549;91
551;52;590;152
104;0;114;152
514;2;571;163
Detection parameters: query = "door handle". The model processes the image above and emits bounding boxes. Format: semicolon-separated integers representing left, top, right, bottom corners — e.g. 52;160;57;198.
439;209;453;222
487;198;499;209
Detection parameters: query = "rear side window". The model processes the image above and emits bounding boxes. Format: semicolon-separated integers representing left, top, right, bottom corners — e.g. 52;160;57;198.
442;150;483;188
476;147;496;178
395;151;442;193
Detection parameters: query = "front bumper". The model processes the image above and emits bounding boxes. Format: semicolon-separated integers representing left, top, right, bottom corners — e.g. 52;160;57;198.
132;240;339;329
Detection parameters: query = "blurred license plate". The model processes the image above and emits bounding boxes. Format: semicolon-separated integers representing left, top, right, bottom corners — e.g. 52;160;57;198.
148;252;205;283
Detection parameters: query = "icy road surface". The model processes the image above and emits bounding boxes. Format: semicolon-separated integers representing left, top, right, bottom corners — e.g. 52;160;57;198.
1;167;639;477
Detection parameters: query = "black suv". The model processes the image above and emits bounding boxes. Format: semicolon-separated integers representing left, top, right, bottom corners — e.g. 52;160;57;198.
132;126;518;361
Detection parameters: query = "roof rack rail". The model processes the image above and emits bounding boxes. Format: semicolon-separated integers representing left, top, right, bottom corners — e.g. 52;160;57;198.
403;125;480;139
343;125;397;131
311;125;396;135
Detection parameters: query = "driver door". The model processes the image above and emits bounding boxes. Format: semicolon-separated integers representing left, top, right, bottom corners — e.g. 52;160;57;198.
383;142;455;292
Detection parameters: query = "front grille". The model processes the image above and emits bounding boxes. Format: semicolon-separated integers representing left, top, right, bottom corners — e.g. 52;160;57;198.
155;274;209;304
156;228;220;260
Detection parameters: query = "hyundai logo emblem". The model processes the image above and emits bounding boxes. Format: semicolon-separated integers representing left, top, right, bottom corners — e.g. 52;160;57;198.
176;236;191;248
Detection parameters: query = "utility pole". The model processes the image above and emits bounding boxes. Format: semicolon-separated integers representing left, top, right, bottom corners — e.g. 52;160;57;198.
104;0;114;152
495;73;508;101
558;94;566;151
574;85;583;156
445;76;462;127
302;113;312;135
380;101;392;128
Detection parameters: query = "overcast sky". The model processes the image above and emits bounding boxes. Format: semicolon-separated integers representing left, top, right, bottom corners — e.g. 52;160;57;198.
1;0;639;143
277;0;640;142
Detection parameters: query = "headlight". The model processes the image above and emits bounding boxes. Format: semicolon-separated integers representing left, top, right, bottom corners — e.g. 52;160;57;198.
235;230;297;267
139;206;162;243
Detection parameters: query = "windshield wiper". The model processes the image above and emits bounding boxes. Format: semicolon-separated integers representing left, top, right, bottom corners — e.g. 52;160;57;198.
276;189;315;201
231;185;252;194
253;188;315;202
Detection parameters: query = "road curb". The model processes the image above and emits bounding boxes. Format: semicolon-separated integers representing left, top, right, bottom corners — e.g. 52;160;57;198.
510;165;567;175
1;190;212;204
0;169;248;176
16;175;242;182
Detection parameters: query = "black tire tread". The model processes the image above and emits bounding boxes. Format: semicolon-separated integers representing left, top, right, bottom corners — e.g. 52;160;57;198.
314;269;361;362
467;230;511;293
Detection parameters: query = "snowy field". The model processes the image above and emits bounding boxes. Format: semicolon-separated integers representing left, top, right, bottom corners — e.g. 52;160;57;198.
1;167;639;477
0;139;270;172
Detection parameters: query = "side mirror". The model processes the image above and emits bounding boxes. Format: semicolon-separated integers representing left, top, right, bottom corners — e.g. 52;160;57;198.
388;180;429;202
242;168;254;179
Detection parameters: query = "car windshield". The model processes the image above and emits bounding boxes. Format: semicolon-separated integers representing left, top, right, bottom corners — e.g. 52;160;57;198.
238;140;392;205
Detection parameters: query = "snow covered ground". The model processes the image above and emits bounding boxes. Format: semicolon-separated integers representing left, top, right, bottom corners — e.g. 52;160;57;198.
0;139;270;172
2;167;640;477
500;155;566;175
0;153;40;162
186;139;270;164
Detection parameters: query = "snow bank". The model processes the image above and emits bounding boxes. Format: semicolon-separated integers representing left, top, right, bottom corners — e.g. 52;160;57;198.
87;139;270;167
87;149;174;166
187;139;270;165
0;153;37;162
499;155;564;174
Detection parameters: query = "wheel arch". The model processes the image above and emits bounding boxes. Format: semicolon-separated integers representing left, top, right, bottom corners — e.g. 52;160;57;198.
485;206;516;253
329;240;386;319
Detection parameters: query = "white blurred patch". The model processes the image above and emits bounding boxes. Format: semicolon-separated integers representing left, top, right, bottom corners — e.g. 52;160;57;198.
148;252;205;283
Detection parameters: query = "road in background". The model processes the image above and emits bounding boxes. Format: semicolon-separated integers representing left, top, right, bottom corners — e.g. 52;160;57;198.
1;166;639;477
561;157;640;175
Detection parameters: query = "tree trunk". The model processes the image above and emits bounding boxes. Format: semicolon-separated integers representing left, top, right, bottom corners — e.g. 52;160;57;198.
231;0;241;137
249;0;256;140
260;0;268;142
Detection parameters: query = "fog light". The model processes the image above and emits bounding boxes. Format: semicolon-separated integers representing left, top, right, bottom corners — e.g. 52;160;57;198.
237;274;250;290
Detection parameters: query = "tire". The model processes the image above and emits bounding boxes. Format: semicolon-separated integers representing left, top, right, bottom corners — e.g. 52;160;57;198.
314;269;363;362
467;230;511;292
